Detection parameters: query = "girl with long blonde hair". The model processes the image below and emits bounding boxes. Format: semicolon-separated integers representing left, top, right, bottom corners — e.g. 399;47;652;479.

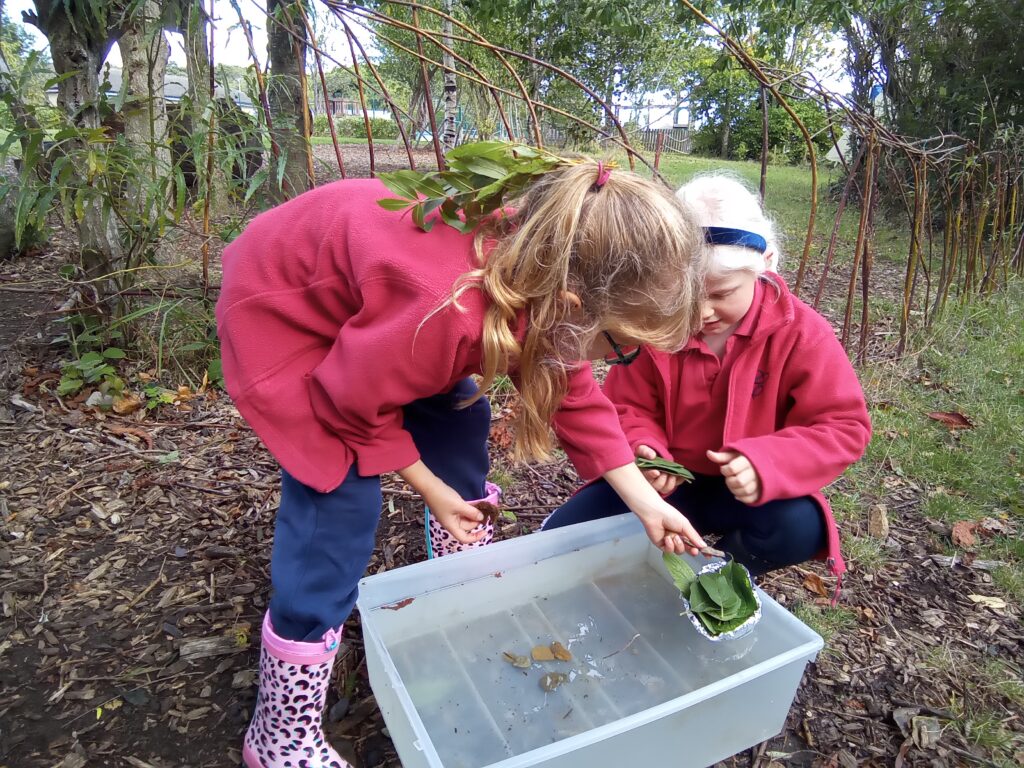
216;153;706;768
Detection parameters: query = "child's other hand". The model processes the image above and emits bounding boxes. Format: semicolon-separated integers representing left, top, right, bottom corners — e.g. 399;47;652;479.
636;444;683;496
706;449;761;504
425;485;489;544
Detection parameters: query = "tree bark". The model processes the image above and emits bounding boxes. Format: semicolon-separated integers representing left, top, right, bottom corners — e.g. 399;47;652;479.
119;0;171;207
178;1;227;212
267;0;311;200
26;2;122;280
440;0;457;150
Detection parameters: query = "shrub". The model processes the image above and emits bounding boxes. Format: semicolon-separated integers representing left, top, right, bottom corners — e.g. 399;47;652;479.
334;115;399;139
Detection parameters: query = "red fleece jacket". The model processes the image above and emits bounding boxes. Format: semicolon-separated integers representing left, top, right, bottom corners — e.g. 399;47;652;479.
604;274;872;577
216;179;634;493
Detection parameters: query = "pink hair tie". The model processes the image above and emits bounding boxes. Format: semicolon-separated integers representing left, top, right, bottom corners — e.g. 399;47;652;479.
594;162;612;188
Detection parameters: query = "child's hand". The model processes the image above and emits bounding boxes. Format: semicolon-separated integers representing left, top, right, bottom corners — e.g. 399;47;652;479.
706;449;761;504
637;500;705;556
636;444;683;496
424;484;490;545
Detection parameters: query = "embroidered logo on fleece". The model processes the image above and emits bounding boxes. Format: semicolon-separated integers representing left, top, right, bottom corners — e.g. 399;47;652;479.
752;369;768;398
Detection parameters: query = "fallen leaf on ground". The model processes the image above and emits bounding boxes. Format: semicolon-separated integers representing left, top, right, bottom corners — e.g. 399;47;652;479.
967;594;1007;610
868;504;889;539
911;715;942;749
106;425;154;450
951;520;977;549
802;572;830;598
112;394;144;415
926;410;973;429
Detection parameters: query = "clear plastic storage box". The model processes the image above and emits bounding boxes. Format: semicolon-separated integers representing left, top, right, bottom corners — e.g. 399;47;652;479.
356;514;823;768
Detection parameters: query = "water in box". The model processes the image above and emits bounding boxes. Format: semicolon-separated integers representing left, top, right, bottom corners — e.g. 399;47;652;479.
362;518;819;768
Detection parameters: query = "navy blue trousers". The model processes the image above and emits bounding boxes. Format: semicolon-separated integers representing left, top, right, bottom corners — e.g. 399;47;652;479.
543;474;826;578
269;379;491;641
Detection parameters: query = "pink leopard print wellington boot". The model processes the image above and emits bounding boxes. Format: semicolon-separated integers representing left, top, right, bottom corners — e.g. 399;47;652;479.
242;612;350;768
426;481;501;558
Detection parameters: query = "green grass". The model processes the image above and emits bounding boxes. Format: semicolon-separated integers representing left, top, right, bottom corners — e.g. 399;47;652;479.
826;282;1024;760
790;601;857;650
839;280;1024;593
652;154;913;277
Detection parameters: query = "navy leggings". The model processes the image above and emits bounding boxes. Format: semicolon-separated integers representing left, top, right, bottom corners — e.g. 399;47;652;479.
269;379;491;641
543;474;826;578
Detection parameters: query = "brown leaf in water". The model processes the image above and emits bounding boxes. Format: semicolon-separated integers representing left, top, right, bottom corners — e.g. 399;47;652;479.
951;520;977;549
539;672;567;692
531;645;555;661
550;641;572;661
502;651;531;669
926;410;973;429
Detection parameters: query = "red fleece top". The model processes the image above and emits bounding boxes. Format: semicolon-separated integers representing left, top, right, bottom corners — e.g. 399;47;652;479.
215;179;634;493
604;274;872;576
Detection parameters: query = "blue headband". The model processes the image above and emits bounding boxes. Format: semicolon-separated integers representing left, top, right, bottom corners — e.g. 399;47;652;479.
704;226;768;254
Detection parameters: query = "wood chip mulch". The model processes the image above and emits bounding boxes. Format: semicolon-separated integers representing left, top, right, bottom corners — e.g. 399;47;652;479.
1;148;1021;766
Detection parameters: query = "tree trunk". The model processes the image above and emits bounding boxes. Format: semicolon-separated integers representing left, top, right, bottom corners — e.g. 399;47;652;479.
440;0;457;150
267;0;311;200
719;101;731;159
180;1;227;212
119;0;171;208
27;2;122;280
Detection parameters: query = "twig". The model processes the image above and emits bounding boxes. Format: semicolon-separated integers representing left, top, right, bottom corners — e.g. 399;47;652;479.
126;558;166;610
602;633;641;660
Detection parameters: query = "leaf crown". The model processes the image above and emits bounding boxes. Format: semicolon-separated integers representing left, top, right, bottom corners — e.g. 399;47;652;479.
376;141;614;233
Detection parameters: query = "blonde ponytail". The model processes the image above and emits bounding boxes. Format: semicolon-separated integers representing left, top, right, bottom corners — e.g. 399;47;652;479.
457;161;704;462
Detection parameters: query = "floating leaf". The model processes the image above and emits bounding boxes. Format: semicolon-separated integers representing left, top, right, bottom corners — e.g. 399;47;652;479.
550;642;572;662
502;651;531;669
539;672;568;692
531;645;555;662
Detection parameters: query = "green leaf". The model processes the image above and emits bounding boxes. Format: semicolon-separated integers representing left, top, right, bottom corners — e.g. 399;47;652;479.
446;140;513;163
687;563;758;636
377;198;415;212
438;171;475;193
244;167;269;203
687;580;716;615
721;560;759;613
461;157;508;179
636;456;695;481
662;551;697;596
378;169;425;200
102;348;126;359
411;203;434;232
57;376;84;396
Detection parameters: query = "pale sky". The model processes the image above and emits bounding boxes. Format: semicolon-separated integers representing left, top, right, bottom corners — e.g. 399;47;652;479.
6;0;849;104
8;0;292;69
